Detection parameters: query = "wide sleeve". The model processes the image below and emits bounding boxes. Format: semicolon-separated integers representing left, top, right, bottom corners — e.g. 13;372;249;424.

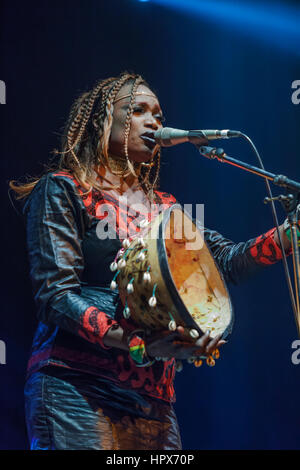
202;225;291;285
23;173;118;349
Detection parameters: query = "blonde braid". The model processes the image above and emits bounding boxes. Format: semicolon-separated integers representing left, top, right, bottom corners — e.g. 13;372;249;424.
58;93;90;169
66;101;87;169
92;78;117;130
140;148;161;201
151;148;161;188
63;77;117;168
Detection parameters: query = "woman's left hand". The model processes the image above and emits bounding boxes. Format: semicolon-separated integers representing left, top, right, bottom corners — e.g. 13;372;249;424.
145;325;226;361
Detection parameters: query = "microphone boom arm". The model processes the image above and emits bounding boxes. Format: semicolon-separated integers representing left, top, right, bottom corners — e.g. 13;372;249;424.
198;145;300;192
198;145;300;337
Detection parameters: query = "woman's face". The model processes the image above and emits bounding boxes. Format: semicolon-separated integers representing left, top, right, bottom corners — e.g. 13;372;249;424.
108;83;164;163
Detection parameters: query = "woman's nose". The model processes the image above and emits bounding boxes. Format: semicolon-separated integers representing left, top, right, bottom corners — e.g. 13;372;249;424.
144;115;160;130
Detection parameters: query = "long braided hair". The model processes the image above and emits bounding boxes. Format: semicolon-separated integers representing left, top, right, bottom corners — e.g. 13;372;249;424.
9;72;162;200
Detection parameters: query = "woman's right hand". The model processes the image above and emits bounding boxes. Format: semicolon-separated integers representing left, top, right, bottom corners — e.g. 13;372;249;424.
145;326;226;360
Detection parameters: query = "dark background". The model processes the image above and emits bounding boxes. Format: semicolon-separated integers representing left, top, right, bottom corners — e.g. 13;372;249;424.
1;0;300;450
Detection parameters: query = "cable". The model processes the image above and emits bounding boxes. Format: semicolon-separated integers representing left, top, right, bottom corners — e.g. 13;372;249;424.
240;132;297;316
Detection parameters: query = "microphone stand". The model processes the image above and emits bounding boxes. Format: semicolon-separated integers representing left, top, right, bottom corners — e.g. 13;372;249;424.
197;145;300;337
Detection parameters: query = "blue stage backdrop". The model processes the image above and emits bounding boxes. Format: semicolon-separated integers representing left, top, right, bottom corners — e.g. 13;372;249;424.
0;0;300;449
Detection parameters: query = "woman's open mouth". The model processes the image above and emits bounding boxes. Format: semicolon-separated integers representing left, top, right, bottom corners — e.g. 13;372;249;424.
140;132;156;149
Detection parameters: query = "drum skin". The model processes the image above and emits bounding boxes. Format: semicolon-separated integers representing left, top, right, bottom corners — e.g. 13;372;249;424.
117;204;233;341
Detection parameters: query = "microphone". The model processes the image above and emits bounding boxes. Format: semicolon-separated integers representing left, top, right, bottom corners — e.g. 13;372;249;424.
154;127;241;147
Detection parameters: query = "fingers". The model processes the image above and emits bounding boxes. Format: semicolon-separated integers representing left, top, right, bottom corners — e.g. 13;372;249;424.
205;334;222;356
193;333;226;357
148;327;227;359
147;323;228;361
194;330;210;349
176;325;185;334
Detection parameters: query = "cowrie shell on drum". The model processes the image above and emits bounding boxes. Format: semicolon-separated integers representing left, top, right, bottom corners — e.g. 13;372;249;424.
212;349;220;359
206;356;216;367
117;258;126;269
168;320;176;331
137;252;145;262
189;329;199;339
122;239;130;249
123;307;130;319
187;356;196;364
110;261;118;272
194;359;203;368
148;296;157;307
127;283;134;294
137;237;145;247
143;272;151;283
175;360;183;372
110;280;117;290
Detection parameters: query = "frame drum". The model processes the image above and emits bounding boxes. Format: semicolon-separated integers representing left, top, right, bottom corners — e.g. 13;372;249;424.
114;204;233;341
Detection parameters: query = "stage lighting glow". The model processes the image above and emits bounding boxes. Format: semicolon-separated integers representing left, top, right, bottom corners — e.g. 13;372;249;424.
150;0;300;56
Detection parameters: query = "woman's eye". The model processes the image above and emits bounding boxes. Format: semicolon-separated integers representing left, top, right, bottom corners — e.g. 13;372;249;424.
133;108;165;123
133;107;144;113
